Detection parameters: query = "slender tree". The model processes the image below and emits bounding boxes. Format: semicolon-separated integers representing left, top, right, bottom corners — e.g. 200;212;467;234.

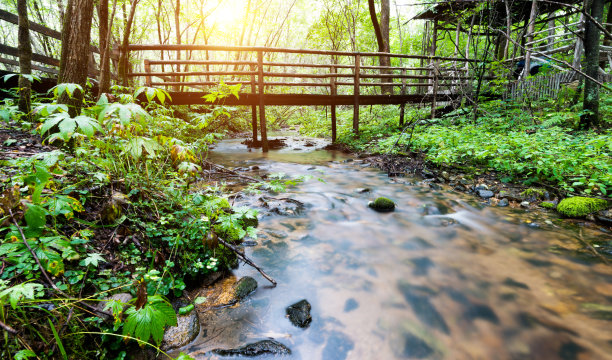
581;0;605;129
58;0;94;117
17;0;32;118
368;0;392;94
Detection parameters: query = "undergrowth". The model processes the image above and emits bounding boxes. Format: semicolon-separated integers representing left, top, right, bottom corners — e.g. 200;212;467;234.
0;82;259;359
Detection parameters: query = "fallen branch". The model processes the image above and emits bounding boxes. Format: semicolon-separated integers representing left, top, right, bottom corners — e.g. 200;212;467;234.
0;319;17;335
577;229;609;265
202;159;261;183
218;237;277;287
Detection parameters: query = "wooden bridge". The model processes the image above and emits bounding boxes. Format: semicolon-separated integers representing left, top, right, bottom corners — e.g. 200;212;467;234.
126;45;479;152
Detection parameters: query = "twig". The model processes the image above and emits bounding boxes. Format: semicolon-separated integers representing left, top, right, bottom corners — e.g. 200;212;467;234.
8;209;113;318
217;237;277;287
51;307;73;354
577;229;609;265
0;319;18;335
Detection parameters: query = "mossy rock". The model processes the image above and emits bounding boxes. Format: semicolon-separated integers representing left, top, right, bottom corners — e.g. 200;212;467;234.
520;188;547;201
368;197;395;212
233;276;258;301
556;197;608;218
539;201;556;209
242;215;259;228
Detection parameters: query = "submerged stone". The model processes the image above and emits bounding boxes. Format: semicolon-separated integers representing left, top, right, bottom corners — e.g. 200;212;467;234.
498;198;509;207
286;299;312;328
557;197;608;218
162;309;199;351
211;340;291;357
368;197;396;212
344;298;359;312
402;331;434;358
398;282;449;334
322;332;354;360
233;276;258;301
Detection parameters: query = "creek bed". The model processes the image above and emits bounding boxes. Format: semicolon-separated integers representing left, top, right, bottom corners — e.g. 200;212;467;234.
176;138;612;360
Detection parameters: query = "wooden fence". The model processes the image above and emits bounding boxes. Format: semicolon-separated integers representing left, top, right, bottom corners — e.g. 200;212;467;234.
505;71;612;101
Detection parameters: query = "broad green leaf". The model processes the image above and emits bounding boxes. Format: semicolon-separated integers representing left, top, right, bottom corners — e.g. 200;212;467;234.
25;204;46;230
81;253;106;267
0;282;43;309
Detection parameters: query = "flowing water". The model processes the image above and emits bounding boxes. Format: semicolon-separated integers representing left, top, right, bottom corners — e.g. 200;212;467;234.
179;138;612;360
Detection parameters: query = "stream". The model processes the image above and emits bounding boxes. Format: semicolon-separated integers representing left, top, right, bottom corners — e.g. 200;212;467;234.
178;137;612;360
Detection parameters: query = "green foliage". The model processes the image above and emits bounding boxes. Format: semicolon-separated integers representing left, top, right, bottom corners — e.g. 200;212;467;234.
556;197;608;218
39;113;102;142
122;295;177;345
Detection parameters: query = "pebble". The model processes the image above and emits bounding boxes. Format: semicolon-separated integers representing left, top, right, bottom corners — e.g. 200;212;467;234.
498;198;509;207
520;201;530;208
478;190;494;199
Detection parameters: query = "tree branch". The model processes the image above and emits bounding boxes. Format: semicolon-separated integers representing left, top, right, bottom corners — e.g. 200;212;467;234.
218;237;277;287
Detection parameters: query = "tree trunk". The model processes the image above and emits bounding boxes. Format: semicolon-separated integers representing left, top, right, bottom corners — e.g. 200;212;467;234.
118;0;140;87
97;0;109;97
17;0;32;118
581;0;605;129
58;0;94;117
367;0;392;94
523;0;538;79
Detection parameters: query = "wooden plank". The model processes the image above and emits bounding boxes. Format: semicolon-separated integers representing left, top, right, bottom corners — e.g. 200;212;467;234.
353;54;360;134
150;81;331;87
250;64;257;142
0;9;99;54
258;50;268;152
0;56;58;74
0;43;59;67
144;59;151;87
127;44;482;62
400;69;406;126
331;65;337;143
164;93;459;106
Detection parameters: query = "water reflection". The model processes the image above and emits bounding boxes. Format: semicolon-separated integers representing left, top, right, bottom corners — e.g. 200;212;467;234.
181;139;612;359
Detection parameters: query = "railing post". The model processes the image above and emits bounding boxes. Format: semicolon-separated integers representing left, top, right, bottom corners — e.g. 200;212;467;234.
353;54;360;135
330;64;337;143
250;64;258;142
431;60;439;120
400;68;406;126
257;50;268;152
144;59;151;87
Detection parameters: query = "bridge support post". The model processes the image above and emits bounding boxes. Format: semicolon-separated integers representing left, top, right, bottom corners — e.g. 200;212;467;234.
250;64;258;142
400;68;406;126
353;54;360;135
431;60;439;120
144;59;151;87
330;65;337;143
257;50;268;152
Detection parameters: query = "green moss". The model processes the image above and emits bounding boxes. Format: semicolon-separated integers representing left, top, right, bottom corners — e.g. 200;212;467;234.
521;188;546;200
539;201;556;209
556;197;607;218
368;197;396;212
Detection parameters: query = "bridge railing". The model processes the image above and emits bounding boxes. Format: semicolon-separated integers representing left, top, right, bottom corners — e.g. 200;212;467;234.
125;44;480;151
